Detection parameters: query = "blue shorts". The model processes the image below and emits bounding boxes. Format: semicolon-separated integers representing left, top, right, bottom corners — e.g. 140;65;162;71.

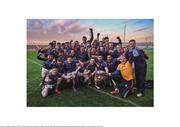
110;70;122;80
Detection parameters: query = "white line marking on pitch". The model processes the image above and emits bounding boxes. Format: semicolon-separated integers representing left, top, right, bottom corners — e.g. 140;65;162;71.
28;58;42;66
87;86;140;106
28;58;140;106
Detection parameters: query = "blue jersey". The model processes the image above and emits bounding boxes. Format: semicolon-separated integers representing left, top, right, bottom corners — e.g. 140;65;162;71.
106;59;118;73
57;55;66;62
44;72;61;84
86;64;97;73
44;48;53;57
42;60;53;70
128;48;147;68
97;51;108;60
76;51;89;62
109;50;120;58
97;60;107;71
56;47;63;52
51;63;63;73
62;60;78;73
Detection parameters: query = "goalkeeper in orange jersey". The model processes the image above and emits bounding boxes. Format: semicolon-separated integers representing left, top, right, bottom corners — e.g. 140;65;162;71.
109;55;134;98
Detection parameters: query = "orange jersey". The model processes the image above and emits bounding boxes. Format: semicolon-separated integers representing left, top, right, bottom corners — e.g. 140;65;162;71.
117;61;134;81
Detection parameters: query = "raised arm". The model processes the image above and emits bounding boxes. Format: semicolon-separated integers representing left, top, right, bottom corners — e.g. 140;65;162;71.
142;50;149;59
97;33;100;42
88;28;94;43
37;53;47;61
116;36;122;48
105;67;109;74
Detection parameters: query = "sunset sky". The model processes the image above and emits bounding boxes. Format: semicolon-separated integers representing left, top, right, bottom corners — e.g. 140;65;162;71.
27;19;153;45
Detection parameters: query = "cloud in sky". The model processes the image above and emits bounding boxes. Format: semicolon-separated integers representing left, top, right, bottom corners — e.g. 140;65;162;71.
27;19;92;44
133;27;150;33
27;19;153;45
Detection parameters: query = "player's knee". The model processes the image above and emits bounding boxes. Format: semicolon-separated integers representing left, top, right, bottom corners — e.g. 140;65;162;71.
57;77;62;83
41;87;49;97
71;76;75;80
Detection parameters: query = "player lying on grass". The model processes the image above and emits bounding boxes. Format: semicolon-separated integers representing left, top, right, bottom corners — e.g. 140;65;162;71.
41;67;61;97
55;55;81;94
109;55;134;97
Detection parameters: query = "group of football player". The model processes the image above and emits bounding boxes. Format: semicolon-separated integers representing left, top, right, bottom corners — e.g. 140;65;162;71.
36;28;148;98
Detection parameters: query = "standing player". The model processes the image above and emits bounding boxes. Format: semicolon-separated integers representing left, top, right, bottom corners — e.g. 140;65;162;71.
128;39;149;97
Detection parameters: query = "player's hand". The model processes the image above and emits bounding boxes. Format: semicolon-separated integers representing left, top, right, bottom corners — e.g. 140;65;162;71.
90;73;94;77
76;66;81;71
52;58;56;63
79;61;85;67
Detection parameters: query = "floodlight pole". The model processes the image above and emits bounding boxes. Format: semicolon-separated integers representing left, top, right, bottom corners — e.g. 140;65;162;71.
124;24;126;43
146;37;148;49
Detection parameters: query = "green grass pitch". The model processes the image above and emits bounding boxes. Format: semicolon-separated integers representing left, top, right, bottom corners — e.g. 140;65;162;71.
27;49;153;107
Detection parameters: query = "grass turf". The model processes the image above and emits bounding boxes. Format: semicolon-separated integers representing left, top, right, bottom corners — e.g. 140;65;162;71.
27;48;153;107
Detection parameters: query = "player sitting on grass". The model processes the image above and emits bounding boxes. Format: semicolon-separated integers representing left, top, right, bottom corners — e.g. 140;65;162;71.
83;58;98;85
109;55;134;97
41;67;61;97
55;55;80;93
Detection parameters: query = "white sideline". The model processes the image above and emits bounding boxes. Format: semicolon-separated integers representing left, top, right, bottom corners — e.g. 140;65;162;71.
27;58;42;66
87;86;140;106
27;58;140;107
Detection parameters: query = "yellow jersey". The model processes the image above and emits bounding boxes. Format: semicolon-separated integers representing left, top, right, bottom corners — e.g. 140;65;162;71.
117;61;134;81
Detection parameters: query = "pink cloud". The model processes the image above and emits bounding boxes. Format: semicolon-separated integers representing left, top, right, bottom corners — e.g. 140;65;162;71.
29;20;43;30
27;19;91;44
135;35;154;41
47;19;80;33
66;22;89;33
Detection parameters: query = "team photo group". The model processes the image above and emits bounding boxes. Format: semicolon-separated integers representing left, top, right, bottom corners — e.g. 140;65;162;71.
37;29;149;97
27;19;153;106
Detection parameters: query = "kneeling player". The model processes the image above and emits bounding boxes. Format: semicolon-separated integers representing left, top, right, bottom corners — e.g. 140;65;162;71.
39;54;55;86
83;58;97;85
55;56;80;93
95;55;109;89
109;55;134;97
41;67;61;97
